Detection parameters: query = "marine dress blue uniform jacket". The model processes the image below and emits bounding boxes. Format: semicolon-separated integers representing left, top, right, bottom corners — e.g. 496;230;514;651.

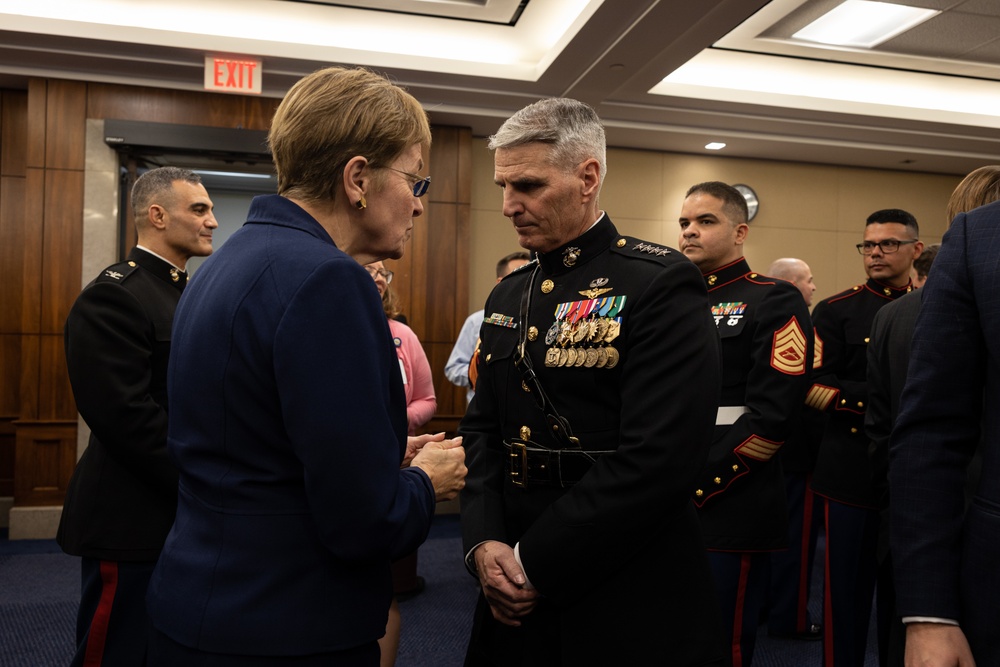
147;194;436;656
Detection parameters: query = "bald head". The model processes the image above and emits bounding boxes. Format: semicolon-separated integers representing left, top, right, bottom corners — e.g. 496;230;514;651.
768;257;816;306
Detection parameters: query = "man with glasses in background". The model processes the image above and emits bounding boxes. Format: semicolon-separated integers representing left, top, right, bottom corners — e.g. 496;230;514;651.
806;209;923;667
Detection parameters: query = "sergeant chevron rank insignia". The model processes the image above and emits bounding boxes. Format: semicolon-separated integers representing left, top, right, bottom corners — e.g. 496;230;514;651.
771;318;807;375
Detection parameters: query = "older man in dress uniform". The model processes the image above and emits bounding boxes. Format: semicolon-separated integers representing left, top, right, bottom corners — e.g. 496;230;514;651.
678;181;813;667
460;98;725;666
807;208;922;667
58;167;217;666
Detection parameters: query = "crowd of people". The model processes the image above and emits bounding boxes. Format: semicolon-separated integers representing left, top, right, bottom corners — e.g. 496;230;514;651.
58;64;998;667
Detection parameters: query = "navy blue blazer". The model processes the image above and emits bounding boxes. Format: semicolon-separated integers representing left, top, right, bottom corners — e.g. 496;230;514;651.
147;195;436;656
889;199;1000;663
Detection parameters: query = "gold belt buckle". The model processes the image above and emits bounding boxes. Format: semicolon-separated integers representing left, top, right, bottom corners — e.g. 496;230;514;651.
510;441;528;488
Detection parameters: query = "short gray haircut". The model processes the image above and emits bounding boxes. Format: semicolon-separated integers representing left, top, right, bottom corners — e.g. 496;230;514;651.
488;98;607;183
131;166;202;220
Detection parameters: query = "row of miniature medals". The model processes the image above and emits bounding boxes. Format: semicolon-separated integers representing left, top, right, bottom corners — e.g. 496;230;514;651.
543;295;626;369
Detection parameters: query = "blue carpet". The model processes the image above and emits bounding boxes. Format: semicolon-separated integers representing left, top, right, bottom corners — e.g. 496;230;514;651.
0;516;877;666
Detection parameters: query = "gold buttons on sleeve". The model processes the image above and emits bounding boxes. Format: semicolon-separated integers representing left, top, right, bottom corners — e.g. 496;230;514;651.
695;489;704;497
840;399;847;405
857;401;864;408
714;477;722;485
732;465;739;472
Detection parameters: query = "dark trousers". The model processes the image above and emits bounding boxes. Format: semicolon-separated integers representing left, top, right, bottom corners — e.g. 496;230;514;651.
708;551;769;667
148;627;379;666
72;557;155;667
875;553;905;667
821;498;878;667
769;472;822;634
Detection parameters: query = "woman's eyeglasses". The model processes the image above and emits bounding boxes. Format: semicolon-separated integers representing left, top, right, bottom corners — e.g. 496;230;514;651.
365;267;394;284
382;167;431;197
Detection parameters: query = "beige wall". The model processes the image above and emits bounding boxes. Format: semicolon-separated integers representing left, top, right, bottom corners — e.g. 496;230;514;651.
468;137;960;312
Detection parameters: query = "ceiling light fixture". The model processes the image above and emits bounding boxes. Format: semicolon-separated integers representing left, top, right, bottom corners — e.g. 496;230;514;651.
705;142;727;150
792;0;939;49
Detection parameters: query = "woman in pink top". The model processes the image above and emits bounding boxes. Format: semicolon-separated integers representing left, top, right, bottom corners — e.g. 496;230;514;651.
365;260;437;667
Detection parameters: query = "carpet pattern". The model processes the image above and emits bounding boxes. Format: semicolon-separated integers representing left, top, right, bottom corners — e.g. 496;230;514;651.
0;517;877;666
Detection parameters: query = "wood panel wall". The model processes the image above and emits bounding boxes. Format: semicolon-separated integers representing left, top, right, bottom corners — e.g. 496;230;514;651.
0;78;472;507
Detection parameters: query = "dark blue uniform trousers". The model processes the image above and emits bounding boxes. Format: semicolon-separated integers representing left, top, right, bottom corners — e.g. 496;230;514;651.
769;472;822;634
709;551;769;667
73;558;155;667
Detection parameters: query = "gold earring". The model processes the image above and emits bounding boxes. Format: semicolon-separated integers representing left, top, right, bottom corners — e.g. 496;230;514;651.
355;196;367;210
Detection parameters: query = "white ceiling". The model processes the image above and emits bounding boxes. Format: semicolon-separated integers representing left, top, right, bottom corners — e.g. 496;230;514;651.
1;0;998;175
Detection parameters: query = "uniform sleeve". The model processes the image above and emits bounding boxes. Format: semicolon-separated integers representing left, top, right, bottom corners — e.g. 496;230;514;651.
64;281;177;497
445;313;480;388
274;263;435;562
694;282;813;506
807;298;867;415
400;326;437;432
459;306;510;555
516;260;721;597
890;215;984;619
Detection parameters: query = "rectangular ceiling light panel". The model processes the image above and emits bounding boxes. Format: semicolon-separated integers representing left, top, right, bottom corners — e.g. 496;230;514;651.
792;0;939;49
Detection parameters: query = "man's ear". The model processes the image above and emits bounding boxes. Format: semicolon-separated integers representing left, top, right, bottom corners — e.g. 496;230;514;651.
734;222;750;246
147;204;167;230
579;158;600;200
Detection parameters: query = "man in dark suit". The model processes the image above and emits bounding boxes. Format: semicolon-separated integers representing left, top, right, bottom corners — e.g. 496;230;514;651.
679;185;813;666
58;167;217;666
867;282;930;667
460;98;724;666
890;199;1000;666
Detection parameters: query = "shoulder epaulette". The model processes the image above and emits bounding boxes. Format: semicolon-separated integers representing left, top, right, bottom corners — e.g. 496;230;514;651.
611;236;676;265
94;260;140;284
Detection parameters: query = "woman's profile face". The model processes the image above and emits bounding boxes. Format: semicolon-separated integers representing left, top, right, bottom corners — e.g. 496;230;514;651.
359;143;426;261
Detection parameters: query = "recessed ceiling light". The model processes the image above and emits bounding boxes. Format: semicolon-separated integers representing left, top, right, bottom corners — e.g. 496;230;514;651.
705;142;727;150
792;0;939;49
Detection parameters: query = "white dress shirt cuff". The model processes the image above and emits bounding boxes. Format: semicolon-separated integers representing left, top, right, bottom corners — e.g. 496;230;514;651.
901;616;959;626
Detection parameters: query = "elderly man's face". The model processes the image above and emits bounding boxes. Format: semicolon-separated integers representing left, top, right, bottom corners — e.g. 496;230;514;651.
494;143;598;254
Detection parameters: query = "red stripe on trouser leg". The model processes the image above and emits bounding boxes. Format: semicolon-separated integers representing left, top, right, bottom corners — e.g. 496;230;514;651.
82;560;119;667
731;553;752;667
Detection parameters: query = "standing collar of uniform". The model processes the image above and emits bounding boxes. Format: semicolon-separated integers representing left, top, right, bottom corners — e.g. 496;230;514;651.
865;276;913;299
535;213;616;275
129;246;187;290
701;257;750;290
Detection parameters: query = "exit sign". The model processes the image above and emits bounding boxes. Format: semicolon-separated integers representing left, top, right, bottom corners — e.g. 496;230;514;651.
205;56;262;95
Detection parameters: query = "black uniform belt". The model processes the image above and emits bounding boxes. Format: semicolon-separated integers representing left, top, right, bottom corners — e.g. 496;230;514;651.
503;439;614;488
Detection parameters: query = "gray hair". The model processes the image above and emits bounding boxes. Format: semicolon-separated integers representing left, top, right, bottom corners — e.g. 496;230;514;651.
131;166;202;220
488;98;607;183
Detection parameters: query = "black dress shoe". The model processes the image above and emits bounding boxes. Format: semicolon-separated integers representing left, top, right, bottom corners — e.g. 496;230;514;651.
768;623;822;641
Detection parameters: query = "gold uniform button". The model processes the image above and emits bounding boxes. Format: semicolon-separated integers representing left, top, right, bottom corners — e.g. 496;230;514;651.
707;275;718;286
850;427;858;434
616;238;626;247
865;337;870;343
840;399;847;405
695;489;704;497
857;401;864;408
128;261;136;267
520;426;531;440
527;326;538;341
714;477;722;485
750;273;757;279
541;279;554;294
732;465;739;472
486;353;492;362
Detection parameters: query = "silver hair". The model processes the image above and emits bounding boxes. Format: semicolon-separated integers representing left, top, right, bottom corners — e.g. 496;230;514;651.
488;98;607;183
